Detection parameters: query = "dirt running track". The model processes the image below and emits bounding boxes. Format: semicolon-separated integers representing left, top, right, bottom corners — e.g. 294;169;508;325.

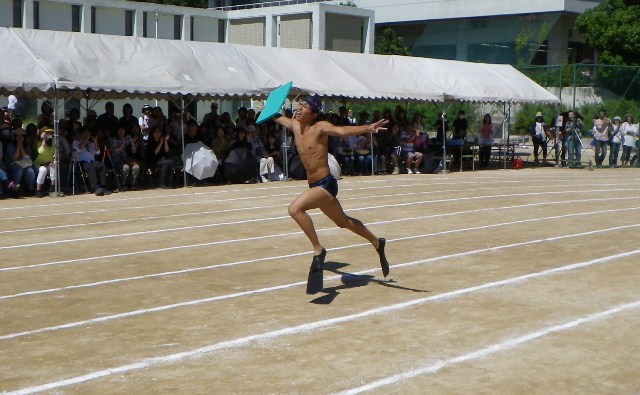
1;168;639;394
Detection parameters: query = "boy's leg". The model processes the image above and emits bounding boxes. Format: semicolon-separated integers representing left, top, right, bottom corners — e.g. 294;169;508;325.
320;197;389;276
288;187;333;255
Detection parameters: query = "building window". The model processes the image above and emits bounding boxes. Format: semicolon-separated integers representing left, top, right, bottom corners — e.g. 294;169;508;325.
125;10;134;36
13;0;22;28
91;7;96;33
143;12;148;37
71;5;81;32
33;1;39;29
174;15;182;39
218;19;226;43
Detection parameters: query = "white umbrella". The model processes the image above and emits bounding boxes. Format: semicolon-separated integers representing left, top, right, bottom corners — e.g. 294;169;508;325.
182;142;218;180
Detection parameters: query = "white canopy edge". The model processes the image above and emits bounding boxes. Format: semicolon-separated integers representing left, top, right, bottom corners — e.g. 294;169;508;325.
0;27;559;104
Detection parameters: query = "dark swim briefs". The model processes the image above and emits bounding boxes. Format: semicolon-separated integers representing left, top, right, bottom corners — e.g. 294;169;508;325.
308;174;338;197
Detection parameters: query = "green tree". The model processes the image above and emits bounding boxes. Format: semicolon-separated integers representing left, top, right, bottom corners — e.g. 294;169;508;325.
575;0;640;65
374;27;410;56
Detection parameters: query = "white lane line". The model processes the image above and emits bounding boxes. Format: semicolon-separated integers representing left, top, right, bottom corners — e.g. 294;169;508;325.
2;227;638;342
2;204;639;274
0;184;548;233
2;188;638;251
340;299;640;394
0;197;634;300
0;175;607;213
0;179;628;220
7;250;639;395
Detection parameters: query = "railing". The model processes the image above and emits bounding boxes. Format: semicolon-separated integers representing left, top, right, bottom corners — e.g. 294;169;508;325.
211;0;329;11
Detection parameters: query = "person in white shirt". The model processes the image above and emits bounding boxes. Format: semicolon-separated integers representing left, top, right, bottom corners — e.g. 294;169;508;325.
609;116;623;166
530;112;548;164
620;114;638;166
72;127;109;195
139;104;152;141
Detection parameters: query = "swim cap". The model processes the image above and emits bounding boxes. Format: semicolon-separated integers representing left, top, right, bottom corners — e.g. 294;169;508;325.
302;95;322;113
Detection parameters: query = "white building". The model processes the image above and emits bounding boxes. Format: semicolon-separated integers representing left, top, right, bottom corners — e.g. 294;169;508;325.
1;0;601;118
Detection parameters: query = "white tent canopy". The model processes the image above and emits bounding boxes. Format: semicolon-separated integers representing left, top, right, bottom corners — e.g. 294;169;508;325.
0;27;559;104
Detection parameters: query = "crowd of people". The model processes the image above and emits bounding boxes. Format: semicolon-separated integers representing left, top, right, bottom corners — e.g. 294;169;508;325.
529;109;640;167
1;101;506;199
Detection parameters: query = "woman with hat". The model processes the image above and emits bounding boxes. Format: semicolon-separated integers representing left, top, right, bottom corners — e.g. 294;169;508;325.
530;111;548;164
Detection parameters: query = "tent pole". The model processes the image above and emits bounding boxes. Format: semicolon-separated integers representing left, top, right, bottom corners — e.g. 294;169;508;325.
51;83;62;197
441;108;447;174
181;95;187;188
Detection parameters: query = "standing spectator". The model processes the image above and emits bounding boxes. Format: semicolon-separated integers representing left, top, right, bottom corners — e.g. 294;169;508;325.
8;94;18;116
621;114;638;166
127;124;144;189
73;127;110;196
68;108;83;137
592;109;611;167
530;111;548;164
84;110;98;133
139;104;152;140
478;114;494;168
202;102;220;130
146;126;174;189
609;116;623;166
6;128;36;195
451;110;468;165
235;107;249;131
564;110;583;166
96;102;119;138
118;103;138;135
169;108;186;144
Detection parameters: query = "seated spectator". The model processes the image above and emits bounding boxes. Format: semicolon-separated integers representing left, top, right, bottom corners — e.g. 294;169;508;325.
400;123;423;174
264;132;281;169
183;119;202;145
73;127;110;196
384;123;402;175
211;127;230;162
353;133;372;175
145;126;174;189
34;127;57;198
230;127;251;150
36;101;54;129
111;126;140;191
336;136;356;176
0;167;19;198
5;128;36;195
0;139;19;198
247;125;273;183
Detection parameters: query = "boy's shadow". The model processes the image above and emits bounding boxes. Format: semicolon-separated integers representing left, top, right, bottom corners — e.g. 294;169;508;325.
310;261;429;305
